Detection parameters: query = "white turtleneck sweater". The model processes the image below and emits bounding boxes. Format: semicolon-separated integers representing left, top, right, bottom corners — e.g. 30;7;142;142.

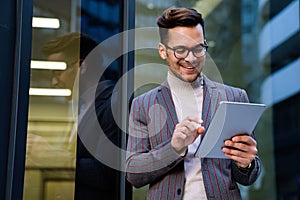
167;71;207;200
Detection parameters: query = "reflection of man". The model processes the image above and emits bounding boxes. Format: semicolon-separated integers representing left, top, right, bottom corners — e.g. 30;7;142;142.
43;33;96;97
126;7;261;199
43;33;121;199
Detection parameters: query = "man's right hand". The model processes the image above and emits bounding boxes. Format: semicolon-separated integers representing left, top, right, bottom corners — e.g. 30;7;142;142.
171;117;204;154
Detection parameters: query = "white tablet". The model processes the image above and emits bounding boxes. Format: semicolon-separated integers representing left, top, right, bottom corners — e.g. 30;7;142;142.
194;101;266;158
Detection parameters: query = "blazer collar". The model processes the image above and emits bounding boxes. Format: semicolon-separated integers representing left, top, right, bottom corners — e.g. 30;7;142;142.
202;75;219;130
156;75;219;134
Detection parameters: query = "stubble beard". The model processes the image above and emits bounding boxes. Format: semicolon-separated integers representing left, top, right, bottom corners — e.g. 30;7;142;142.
169;61;201;83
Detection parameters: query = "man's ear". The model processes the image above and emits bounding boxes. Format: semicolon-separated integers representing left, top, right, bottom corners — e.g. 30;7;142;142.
158;43;167;60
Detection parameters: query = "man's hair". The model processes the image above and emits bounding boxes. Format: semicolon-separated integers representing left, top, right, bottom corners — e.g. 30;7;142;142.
157;7;205;44
42;32;98;65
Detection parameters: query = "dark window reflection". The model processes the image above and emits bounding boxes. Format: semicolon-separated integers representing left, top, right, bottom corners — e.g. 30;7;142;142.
273;93;300;199
76;0;124;199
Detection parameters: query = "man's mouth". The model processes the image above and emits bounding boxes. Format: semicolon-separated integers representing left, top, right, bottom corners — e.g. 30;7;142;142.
182;66;195;69
180;64;196;70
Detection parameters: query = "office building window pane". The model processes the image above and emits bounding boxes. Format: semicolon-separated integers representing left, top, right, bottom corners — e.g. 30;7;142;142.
23;0;126;199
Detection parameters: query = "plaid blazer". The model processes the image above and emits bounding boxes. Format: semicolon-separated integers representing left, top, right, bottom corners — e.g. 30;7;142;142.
126;75;261;200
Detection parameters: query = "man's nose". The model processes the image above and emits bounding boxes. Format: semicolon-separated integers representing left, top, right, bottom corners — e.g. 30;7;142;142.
52;77;59;86
184;51;197;62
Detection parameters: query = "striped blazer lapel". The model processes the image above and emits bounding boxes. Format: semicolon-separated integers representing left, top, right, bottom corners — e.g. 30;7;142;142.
202;75;218;132
156;81;178;138
201;75;225;199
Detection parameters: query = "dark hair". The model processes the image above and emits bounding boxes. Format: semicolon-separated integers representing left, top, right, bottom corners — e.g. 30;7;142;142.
157;7;205;44
42;32;98;65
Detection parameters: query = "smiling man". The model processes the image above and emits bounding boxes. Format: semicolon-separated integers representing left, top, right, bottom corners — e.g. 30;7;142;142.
126;7;261;200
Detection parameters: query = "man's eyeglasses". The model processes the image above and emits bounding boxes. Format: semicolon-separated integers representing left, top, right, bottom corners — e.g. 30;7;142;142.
163;43;208;59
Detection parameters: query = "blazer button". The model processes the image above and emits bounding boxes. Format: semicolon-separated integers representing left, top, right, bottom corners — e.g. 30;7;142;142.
177;188;181;195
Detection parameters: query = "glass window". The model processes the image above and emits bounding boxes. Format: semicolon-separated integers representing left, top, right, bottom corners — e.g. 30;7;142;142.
24;1;81;199
24;0;129;200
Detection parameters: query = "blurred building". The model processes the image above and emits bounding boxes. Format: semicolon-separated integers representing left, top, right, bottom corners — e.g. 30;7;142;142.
259;0;300;199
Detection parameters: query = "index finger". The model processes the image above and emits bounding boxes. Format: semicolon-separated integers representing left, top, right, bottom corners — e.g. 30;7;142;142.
185;117;205;135
185;116;203;124
232;134;256;145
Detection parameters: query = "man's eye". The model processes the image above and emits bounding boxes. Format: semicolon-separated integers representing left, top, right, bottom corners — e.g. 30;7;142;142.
175;48;187;54
193;48;203;53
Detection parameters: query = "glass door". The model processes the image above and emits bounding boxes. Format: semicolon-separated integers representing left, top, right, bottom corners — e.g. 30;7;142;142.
23;0;133;199
24;1;80;199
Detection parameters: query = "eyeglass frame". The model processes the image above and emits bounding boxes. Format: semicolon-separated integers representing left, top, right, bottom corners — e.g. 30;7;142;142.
162;42;208;59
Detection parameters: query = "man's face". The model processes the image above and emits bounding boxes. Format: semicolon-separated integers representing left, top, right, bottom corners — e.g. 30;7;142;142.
48;52;79;91
158;24;206;82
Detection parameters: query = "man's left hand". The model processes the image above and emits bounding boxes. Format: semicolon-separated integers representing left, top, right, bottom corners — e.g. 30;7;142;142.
222;134;257;168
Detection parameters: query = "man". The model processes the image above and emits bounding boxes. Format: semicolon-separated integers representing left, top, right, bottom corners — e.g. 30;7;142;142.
43;33;121;199
126;7;261;199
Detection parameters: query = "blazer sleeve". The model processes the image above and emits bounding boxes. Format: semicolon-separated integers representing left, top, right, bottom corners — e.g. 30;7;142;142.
231;89;262;185
125;96;183;188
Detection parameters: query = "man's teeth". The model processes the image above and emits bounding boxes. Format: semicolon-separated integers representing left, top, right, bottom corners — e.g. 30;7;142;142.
180;64;195;69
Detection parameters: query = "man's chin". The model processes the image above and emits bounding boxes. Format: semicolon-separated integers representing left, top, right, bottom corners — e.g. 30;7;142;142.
171;71;198;83
181;74;199;82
